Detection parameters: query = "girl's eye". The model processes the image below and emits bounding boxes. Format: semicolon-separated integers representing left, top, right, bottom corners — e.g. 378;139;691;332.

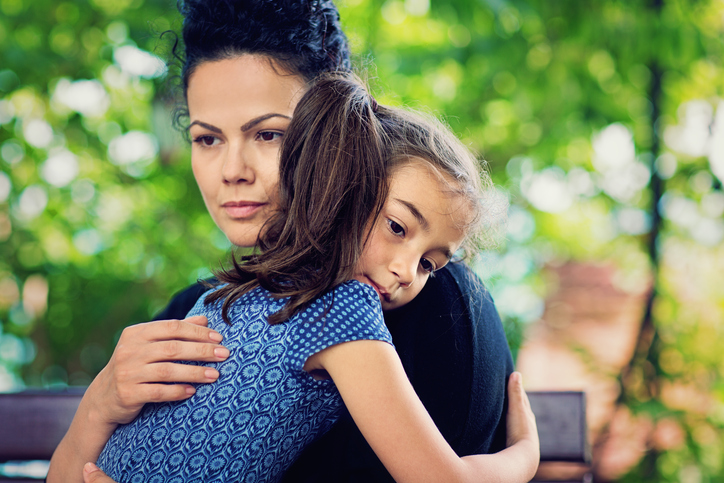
420;258;435;274
257;131;282;142
193;135;219;147
387;219;405;236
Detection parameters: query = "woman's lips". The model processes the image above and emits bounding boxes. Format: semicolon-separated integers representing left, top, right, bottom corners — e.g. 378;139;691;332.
222;201;266;219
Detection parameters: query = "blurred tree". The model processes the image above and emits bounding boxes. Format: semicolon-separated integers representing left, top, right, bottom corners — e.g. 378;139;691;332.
1;0;723;480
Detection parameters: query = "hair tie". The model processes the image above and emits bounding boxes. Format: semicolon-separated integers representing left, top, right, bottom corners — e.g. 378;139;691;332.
370;96;379;113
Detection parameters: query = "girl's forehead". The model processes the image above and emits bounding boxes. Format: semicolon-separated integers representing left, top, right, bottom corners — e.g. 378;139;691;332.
387;163;473;236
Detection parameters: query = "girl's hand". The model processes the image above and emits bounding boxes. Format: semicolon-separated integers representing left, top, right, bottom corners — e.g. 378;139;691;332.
87;316;229;426
83;463;116;483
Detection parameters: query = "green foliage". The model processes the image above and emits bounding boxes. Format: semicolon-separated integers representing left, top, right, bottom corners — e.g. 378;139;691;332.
1;0;724;479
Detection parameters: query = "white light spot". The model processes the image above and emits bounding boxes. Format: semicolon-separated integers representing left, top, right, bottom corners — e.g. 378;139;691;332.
108;131;158;165
522;167;573;213
405;0;429;15
42;149;79;187
592;123;636;172
18;185;48;219
660;194;699;229
599;160;650;202
114;45;167;79
0;100;15;124
690;218;724;246
0;334;25;364
616;207;650;235
655;153;677;179
664;100;713;158
506;206;536;242
494;284;544;323
567;168;597;197
23;119;54;148
709;101;724;184
73;229;103;256
53;78;110;117
701;192;724;218
1;140;24;165
71;179;96;204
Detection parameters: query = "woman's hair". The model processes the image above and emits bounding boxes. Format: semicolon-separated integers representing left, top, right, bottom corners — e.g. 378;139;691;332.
176;0;350;96
206;73;496;325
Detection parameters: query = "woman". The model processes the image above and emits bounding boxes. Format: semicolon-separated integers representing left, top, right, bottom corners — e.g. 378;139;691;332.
48;1;515;481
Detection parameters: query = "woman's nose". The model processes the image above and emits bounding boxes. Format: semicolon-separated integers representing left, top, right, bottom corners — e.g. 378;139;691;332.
222;144;255;184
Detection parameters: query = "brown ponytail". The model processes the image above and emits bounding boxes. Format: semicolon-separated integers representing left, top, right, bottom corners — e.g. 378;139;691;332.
205;72;386;324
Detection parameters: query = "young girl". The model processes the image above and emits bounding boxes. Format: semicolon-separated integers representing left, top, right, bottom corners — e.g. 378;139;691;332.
94;74;538;482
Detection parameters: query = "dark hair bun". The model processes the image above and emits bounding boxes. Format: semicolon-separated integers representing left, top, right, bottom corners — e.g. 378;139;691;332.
178;0;351;85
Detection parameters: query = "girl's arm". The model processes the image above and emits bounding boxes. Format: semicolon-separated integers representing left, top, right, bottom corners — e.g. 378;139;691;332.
47;316;228;483
310;340;539;483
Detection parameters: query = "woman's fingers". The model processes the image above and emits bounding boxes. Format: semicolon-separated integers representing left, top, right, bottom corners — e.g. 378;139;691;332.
125;317;222;344
83;463;116;483
505;372;539;449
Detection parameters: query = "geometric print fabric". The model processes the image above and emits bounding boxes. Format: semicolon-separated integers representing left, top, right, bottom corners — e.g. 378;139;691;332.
97;280;393;482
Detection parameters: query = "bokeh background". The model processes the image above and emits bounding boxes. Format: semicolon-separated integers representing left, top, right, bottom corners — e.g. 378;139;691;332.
1;0;723;480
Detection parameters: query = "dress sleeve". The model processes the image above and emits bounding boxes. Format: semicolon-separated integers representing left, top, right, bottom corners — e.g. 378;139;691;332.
286;280;393;373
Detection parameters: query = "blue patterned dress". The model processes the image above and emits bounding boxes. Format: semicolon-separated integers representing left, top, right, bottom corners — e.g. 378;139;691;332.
96;280;392;483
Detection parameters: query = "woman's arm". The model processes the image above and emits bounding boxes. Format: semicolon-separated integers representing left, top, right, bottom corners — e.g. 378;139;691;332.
47;316;229;483
311;340;539;483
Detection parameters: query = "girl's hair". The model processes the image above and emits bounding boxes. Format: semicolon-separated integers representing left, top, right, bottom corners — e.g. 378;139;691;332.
176;0;350;96
206;73;386;324
206;73;495;324
375;108;497;257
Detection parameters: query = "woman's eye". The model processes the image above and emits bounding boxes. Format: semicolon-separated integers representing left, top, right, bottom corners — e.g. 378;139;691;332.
420;258;435;273
387;219;405;236
258;131;282;142
193;135;219;147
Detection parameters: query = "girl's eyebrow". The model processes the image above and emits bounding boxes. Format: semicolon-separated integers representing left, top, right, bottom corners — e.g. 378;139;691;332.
240;113;291;132
394;198;454;261
395;199;429;231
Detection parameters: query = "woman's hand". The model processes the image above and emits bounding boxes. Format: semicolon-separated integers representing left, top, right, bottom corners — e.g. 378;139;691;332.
88;316;229;426
83;463;116;483
504;371;540;479
47;316;229;483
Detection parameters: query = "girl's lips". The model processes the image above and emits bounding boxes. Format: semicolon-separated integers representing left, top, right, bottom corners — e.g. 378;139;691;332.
222;202;266;219
364;276;391;303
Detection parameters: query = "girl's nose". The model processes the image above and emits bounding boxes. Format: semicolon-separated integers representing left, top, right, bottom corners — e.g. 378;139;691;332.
222;144;255;184
390;254;417;288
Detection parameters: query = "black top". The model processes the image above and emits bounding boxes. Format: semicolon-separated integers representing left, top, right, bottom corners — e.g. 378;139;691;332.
154;262;513;481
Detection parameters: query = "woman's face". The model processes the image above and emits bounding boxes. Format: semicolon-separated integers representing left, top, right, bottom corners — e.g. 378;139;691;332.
187;55;307;247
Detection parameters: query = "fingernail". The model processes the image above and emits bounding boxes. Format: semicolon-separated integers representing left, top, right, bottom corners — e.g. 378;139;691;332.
205;369;219;380
84;462;99;473
209;331;223;342
214;347;230;359
186;386;196;395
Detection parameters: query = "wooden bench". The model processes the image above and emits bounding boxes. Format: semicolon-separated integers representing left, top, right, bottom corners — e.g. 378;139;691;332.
0;389;589;482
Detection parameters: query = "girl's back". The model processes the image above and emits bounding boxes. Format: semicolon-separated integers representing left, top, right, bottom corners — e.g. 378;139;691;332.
97;281;392;482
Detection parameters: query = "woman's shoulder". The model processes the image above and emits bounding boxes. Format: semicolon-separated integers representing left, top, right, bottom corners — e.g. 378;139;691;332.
152;279;217;321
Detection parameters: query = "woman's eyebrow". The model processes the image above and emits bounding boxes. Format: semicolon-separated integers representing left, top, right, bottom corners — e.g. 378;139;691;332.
240;113;291;132
188;121;221;133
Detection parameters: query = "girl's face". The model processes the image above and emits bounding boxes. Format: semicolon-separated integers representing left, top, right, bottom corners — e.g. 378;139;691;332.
353;161;471;311
187;55;307;247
